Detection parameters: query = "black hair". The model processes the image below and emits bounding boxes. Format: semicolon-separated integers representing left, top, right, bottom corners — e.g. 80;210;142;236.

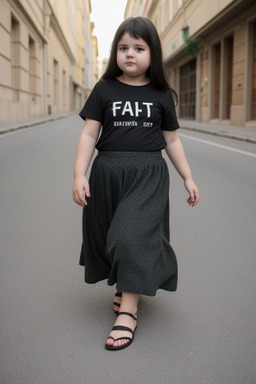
101;16;178;103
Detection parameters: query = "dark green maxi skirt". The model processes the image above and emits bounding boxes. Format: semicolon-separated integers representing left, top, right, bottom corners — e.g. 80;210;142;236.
79;151;178;296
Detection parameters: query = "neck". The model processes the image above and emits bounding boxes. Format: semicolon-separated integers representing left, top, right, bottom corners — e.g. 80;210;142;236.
117;74;151;86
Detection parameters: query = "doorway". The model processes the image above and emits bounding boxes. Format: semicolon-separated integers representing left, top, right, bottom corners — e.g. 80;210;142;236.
180;59;196;119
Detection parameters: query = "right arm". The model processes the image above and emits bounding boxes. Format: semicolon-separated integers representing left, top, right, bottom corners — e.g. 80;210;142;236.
72;118;101;207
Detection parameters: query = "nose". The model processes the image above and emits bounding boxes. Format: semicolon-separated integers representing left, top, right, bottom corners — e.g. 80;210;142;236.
126;48;134;58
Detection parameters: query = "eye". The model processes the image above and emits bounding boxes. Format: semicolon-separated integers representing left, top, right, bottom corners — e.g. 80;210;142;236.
119;46;127;51
136;47;145;52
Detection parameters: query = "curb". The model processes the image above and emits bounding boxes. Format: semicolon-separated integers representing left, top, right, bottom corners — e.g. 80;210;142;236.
0;112;77;136
180;126;256;144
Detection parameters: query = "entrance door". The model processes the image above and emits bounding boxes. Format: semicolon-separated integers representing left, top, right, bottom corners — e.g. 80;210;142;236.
180;59;196;119
214;43;221;118
251;23;256;120
226;36;233;119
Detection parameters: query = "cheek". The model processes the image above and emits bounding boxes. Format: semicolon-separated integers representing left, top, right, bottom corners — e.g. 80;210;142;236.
143;53;151;70
146;53;151;67
116;52;122;67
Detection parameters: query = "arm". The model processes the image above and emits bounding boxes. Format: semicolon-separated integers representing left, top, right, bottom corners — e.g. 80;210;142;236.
72;118;101;207
163;130;199;207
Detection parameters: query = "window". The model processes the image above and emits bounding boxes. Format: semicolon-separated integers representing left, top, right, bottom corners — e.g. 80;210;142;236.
180;59;196;119
53;59;59;105
251;23;256;119
213;43;221;118
29;36;36;96
224;36;234;119
81;68;85;85
11;15;20;101
62;70;66;106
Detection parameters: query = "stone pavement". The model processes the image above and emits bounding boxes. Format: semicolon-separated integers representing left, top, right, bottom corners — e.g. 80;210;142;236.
1;112;256;143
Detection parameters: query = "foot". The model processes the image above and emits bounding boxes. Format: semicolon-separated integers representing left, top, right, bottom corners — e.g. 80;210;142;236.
105;312;137;349
113;291;122;314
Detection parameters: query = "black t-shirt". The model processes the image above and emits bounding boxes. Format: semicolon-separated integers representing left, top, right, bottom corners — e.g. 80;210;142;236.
79;78;179;151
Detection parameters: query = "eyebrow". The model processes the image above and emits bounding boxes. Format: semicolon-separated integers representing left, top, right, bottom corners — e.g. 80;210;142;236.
118;43;147;47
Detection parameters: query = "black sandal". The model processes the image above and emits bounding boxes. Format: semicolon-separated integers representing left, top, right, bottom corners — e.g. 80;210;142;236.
105;312;138;351
113;292;122;314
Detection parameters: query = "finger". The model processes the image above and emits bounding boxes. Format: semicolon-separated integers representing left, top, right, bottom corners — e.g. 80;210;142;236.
186;198;192;207
84;184;90;198
73;196;84;207
191;191;199;206
187;191;198;207
78;192;87;206
188;190;195;203
74;196;85;207
74;191;87;207
188;199;193;207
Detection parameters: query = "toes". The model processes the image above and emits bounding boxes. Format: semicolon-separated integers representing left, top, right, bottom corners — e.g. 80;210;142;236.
113;339;129;348
106;337;114;346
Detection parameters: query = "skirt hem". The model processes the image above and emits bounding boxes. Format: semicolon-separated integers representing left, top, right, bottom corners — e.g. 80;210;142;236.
80;264;177;297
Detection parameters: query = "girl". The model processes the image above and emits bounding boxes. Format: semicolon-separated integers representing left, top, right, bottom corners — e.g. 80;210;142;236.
73;17;199;351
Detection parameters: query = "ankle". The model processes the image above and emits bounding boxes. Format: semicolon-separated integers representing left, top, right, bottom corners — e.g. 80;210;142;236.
119;302;138;316
118;309;138;319
117;292;139;315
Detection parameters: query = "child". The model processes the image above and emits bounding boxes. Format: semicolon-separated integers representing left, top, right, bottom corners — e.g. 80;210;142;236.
72;16;199;351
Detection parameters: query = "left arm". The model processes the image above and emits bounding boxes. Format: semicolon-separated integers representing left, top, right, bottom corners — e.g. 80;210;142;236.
163;130;199;207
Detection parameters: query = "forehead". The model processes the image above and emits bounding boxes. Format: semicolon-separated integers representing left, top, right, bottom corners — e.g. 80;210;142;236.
118;32;148;46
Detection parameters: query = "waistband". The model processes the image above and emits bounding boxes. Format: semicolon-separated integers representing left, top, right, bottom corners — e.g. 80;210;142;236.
97;151;162;159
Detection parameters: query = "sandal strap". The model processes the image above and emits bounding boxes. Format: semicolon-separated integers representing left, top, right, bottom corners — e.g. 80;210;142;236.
113;301;121;307
114;336;132;342
115;292;122;298
112;325;134;335
117;312;137;321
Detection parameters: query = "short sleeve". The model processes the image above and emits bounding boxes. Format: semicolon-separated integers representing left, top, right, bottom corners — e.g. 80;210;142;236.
79;82;104;123
161;90;180;131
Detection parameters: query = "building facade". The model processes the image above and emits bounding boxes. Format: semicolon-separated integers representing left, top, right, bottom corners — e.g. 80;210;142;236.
0;0;96;121
125;0;256;128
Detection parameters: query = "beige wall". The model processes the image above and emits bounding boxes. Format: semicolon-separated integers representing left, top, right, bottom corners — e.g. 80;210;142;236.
0;0;46;120
49;0;77;59
47;20;74;114
125;0;256;127
91;33;98;84
0;0;95;122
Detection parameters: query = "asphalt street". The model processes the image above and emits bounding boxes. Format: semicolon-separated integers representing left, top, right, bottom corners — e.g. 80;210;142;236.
0;115;256;384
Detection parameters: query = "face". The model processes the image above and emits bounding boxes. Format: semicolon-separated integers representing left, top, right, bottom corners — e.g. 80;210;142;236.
116;32;151;80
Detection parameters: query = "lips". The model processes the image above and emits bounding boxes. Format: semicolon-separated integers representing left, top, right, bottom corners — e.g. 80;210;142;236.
125;61;135;65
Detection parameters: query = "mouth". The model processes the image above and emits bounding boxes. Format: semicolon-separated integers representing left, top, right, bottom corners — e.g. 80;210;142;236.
125;61;135;65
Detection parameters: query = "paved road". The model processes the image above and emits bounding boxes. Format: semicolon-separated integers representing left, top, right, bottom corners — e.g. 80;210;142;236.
1;116;256;384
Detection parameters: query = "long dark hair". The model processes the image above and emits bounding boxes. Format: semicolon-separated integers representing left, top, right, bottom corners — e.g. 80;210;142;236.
101;17;178;103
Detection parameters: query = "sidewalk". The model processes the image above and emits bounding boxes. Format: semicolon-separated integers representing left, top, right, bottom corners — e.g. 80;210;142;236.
0;111;76;135
179;119;256;144
1;112;256;144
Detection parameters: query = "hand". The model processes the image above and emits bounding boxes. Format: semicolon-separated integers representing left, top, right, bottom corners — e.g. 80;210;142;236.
184;178;199;207
72;175;90;207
